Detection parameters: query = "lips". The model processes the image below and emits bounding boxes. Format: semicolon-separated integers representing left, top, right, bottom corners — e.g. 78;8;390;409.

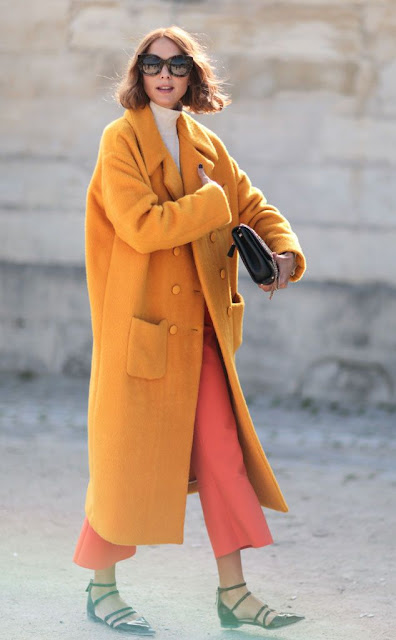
157;86;174;92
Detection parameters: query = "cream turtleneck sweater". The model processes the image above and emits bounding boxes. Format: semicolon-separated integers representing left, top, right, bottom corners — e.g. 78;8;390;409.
149;100;182;171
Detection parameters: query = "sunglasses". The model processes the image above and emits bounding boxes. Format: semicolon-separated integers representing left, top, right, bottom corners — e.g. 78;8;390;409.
137;54;193;77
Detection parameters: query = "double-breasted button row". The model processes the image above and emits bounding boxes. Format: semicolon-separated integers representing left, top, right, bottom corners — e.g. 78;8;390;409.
220;268;226;279
173;247;181;256
171;285;181;295
210;232;216;243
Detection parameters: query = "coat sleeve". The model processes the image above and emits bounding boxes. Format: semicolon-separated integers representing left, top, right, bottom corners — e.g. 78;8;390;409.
99;149;231;254
232;160;306;282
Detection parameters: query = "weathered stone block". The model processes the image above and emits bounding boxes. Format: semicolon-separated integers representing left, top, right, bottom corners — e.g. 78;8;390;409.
0;159;89;212
192;4;363;60
274;59;360;95
0;51;126;99
1;211;85;265
124;3;174;39
0;97;122;158
357;166;396;222
70;6;137;50
0;0;69;52
255;166;396;229
321;115;396;165
252;166;356;227
367;60;396;118
0;318;58;373
0;263;90;373
298;225;395;284
220;56;275;100
364;4;396;64
298;357;392;404
199;95;330;166
0;263;88;322
237;278;396;402
72;0;121;5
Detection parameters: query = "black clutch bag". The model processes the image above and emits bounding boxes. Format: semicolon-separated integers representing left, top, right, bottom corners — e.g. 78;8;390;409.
227;224;278;298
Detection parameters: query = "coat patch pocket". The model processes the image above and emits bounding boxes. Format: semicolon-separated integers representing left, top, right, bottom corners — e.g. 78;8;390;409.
127;316;168;379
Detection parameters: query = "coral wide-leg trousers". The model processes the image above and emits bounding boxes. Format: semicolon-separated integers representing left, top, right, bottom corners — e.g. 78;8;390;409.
73;308;273;570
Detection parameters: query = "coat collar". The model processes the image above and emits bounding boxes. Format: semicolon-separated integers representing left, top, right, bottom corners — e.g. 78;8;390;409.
123;104;218;199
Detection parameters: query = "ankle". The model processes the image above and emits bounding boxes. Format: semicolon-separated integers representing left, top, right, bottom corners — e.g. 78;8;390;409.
218;581;247;591
93;565;116;585
218;582;249;607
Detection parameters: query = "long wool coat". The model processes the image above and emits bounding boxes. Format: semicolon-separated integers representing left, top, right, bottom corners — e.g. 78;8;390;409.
83;103;306;545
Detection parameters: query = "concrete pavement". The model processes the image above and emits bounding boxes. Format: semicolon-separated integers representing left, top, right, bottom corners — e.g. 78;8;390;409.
1;373;395;639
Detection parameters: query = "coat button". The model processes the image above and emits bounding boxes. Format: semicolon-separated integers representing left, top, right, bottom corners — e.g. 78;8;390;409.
210;232;216;243
227;306;232;317
220;268;226;279
171;285;181;295
173;247;181;256
169;325;178;335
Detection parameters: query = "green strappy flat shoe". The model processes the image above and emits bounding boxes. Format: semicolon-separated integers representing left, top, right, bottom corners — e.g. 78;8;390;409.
85;579;155;635
216;581;305;631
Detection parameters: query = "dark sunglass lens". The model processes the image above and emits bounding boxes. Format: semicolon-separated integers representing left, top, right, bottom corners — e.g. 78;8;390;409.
170;56;192;76
140;55;161;75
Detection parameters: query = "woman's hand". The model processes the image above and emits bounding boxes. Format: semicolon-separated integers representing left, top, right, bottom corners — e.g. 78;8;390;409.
197;163;223;190
258;251;296;293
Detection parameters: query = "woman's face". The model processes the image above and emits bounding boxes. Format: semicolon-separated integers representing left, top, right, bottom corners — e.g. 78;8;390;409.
142;37;190;110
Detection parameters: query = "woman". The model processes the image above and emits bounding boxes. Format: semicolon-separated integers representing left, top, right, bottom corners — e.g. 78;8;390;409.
73;25;306;635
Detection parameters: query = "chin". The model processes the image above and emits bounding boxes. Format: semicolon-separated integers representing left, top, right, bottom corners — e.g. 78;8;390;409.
155;90;178;105
158;99;178;109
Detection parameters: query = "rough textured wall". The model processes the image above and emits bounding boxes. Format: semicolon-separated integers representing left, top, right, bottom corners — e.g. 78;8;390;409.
1;1;395;402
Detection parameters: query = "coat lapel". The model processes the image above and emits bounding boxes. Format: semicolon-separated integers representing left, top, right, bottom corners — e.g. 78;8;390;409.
177;112;218;195
124;105;219;200
124;105;184;201
162;154;184;201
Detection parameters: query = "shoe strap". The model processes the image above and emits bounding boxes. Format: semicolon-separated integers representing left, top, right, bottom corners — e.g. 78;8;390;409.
230;590;252;613
91;589;119;607
85;579;116;592
104;606;136;624
254;604;270;623
262;607;276;627
217;581;246;592
109;610;139;628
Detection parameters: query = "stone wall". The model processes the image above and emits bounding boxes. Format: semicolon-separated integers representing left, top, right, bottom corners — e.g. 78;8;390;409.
1;1;395;403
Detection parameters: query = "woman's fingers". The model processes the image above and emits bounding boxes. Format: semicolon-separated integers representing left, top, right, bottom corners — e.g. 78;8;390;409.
258;283;274;292
197;164;223;193
258;252;295;294
273;252;295;288
197;163;209;185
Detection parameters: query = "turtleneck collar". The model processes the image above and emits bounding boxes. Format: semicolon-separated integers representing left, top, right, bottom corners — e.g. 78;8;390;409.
149;100;183;127
149;100;183;171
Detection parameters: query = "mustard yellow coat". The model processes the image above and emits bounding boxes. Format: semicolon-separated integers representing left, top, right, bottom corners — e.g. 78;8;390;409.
84;103;306;545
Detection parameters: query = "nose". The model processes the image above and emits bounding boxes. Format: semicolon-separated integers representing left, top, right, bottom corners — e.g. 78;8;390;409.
160;63;171;78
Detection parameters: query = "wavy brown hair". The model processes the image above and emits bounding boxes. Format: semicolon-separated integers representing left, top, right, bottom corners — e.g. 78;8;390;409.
115;26;231;113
